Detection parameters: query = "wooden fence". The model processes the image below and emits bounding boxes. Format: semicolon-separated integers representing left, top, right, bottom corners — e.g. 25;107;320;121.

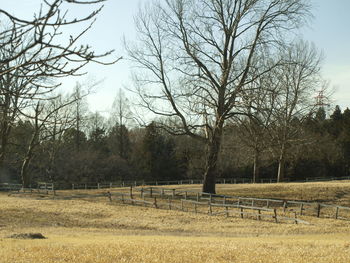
133;186;350;221
101;188;310;224
64;176;350;190
4;183;55;195
0;183;22;191
3;175;350;191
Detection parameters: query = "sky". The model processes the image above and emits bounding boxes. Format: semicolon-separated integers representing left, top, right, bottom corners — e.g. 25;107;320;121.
1;0;350;115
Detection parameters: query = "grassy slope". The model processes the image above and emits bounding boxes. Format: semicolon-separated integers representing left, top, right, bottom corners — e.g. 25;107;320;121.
1;181;350;263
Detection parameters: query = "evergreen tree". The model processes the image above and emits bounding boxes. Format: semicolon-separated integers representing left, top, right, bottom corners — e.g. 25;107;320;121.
141;122;181;181
328;106;343;138
331;105;342;121
108;124;131;160
315;107;326;122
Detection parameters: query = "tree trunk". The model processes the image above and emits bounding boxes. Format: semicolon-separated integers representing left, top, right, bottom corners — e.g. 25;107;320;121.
21;138;37;188
202;128;223;194
253;149;260;183
277;151;285;183
21;103;40;189
21;157;31;188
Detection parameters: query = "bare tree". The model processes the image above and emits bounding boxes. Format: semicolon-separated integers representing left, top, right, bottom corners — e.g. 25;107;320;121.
20;96;77;188
71;83;90;151
127;0;311;193
40;93;77;183
232;74;277;183
267;41;322;182
110;88;133;128
109;88;133;159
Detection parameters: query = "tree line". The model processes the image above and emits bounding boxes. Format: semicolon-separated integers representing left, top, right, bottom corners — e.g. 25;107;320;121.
1;83;349;187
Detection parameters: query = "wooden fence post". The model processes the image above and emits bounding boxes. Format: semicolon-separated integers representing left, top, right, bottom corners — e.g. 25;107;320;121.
283;201;287;212
140;188;144;198
194;203;197;214
150;187;153;197
168;198;172;210
294;212;298;224
208;202;212;215
300;203;304;216
185;191;188;200
257;209;261;221
154;197;158;209
107;192;112;202
335;206;339;219
161;188;164;198
223;196;226;205
172;189;175;198
130;186;133;199
240;207;243;218
274;209;278;223
196;193;199;202
317;204;321;218
181;200;184;211
225;206;229;217
121;194;124;204
266;200;270;208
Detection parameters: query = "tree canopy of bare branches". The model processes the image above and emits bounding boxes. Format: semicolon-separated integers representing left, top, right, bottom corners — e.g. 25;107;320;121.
127;0;312;193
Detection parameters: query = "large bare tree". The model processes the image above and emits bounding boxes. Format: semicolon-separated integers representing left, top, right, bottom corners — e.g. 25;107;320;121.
127;0;311;193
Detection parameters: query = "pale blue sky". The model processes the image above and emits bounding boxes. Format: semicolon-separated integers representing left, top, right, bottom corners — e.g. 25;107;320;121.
2;0;350;114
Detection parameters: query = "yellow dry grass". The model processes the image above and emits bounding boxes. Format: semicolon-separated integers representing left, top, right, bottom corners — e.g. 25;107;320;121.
168;180;350;206
1;181;350;263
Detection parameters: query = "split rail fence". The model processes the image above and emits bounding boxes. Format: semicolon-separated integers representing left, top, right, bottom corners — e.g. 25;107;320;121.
100;187;311;225
130;186;350;221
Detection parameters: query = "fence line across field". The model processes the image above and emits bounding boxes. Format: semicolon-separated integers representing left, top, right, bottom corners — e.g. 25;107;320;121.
3;180;350;220
103;189;310;225
133;186;350;221
2;175;350;192
67;176;350;190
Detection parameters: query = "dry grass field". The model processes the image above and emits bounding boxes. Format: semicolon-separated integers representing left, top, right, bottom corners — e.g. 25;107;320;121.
1;181;350;262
